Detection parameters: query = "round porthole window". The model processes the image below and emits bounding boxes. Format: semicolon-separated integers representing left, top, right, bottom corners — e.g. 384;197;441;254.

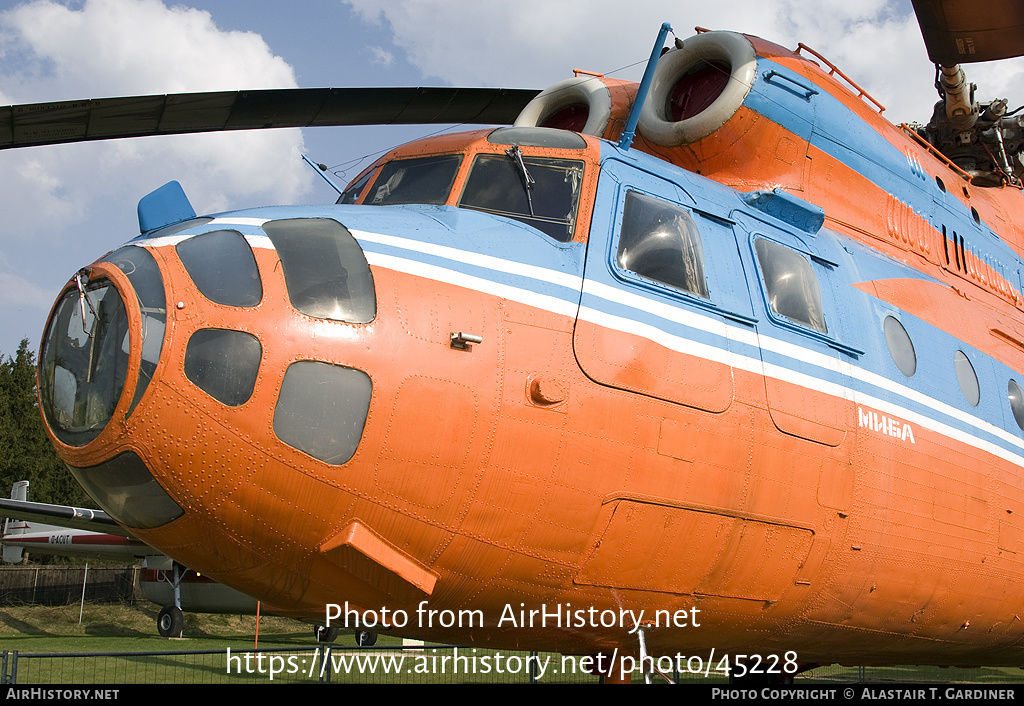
884;316;916;377
1009;380;1024;432
954;351;980;406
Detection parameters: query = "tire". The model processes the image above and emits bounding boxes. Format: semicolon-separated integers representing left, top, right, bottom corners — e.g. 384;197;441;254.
157;605;184;638
315;625;339;643
354;630;377;647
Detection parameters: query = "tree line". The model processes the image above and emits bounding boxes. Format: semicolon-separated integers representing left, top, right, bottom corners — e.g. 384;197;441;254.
0;339;91;508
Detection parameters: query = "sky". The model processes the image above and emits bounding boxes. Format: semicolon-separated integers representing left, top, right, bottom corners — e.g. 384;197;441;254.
1;0;1022;359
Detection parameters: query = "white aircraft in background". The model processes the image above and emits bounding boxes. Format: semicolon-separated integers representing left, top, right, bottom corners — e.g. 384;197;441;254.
0;481;340;640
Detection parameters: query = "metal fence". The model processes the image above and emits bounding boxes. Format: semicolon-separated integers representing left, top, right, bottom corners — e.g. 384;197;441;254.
2;645;603;685
4;646;1023;685
0;566;137;606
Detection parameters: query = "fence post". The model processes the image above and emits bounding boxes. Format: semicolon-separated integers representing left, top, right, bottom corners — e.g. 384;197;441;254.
79;563;89;623
1;650;16;684
319;646;331;683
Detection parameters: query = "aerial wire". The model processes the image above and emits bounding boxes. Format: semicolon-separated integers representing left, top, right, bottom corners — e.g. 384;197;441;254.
322;56;654;183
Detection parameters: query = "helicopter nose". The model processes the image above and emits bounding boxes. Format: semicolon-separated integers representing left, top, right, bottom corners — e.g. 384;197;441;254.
39;273;132;448
37;215;378;540
38;244;184;529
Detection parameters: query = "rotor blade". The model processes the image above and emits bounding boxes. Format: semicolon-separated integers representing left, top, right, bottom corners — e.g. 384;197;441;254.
912;0;1024;64
0;86;540;150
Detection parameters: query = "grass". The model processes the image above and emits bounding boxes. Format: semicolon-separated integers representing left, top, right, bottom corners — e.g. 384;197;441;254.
0;601;321;652
2;602;1024;684
0;601;593;684
0;601;362;684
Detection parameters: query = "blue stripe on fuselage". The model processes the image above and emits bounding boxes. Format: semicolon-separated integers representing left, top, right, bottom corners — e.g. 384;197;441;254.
135;196;1024;468
742;57;1018;266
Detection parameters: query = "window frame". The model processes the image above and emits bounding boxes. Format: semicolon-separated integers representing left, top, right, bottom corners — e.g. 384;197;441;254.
612;189;711;301
746;231;859;357
456;152;586;242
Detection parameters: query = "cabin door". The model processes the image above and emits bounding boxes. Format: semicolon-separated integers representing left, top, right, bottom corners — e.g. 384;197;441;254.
573;159;755;413
731;213;858;446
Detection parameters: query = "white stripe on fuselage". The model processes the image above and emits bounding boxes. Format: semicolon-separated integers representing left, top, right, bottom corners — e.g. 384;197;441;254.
352;230;1024;470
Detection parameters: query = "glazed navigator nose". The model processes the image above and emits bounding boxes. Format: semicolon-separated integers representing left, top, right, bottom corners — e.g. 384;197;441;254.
38;245;182;529
39;273;132;448
36;214;381;534
40;246;167;447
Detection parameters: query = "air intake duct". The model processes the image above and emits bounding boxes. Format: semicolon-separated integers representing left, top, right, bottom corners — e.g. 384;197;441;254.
638;31;757;146
514;75;636;140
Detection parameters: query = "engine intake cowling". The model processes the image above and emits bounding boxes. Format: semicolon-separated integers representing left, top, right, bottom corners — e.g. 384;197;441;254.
638;31;757;146
514;75;636;140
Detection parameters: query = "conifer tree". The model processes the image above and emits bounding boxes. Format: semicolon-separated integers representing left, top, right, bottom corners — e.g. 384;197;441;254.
0;339;90;507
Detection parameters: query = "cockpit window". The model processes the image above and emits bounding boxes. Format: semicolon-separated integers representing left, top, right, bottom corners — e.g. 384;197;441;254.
338;168;374;205
176;230;262;307
367;155;461;206
458;153;584;242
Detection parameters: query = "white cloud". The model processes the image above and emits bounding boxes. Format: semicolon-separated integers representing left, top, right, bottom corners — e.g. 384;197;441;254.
0;0;314;220
340;0;887;85
341;0;1023;124
1;0;297;100
0;0;314;353
369;46;394;67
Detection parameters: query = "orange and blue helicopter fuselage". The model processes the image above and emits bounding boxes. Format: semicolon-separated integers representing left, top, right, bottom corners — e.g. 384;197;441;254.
37;32;1024;669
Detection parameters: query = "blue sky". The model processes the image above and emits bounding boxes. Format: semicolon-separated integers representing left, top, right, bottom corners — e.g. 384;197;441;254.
1;0;1022;358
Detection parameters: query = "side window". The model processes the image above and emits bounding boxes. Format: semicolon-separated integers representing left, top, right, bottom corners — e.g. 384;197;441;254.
274;361;372;465
755;237;827;334
262;218;376;323
616;191;709;299
884;316;916;377
1009;379;1024;432
176;230;262;307
954;350;980;406
184;329;262;407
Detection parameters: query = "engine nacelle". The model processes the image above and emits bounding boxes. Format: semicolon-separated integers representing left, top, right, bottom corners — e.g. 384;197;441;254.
514;75;637;140
638;31;757;147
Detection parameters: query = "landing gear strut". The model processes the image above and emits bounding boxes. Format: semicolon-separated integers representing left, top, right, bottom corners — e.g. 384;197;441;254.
355;630;377;647
156;561;186;637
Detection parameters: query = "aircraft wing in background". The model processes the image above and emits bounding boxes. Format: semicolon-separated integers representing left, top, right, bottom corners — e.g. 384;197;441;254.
0;481;150;563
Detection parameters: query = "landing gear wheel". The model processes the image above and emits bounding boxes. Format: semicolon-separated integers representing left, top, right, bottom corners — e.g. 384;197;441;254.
157;605;184;637
315;625;339;643
354;630;377;647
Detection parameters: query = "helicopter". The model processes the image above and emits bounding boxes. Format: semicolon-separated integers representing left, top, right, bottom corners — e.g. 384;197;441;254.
4;0;1024;683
